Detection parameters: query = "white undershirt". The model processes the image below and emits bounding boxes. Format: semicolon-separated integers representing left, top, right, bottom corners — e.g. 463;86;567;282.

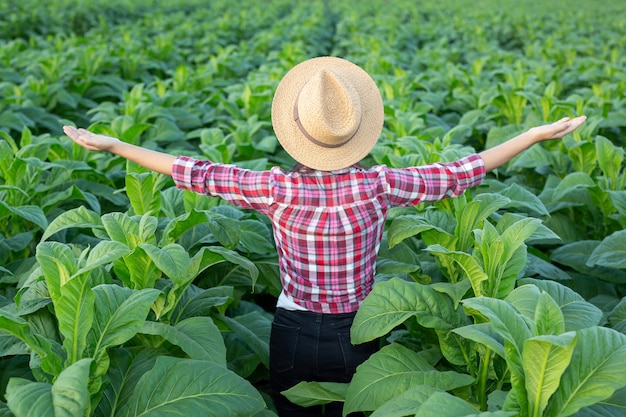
276;291;309;311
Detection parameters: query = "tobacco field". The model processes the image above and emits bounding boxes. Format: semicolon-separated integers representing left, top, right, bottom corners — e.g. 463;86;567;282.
1;0;626;416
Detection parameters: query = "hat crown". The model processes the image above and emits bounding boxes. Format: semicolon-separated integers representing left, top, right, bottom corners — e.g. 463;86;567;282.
296;69;362;147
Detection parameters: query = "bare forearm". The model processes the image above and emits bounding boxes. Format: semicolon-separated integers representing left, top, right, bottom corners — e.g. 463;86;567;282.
478;116;587;173
479;130;536;172
109;141;176;176
63;126;176;176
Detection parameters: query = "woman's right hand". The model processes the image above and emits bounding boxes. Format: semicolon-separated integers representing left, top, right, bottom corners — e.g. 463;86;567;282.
63;126;120;152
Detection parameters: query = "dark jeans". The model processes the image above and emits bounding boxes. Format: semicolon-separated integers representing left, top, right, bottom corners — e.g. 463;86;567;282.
269;307;379;417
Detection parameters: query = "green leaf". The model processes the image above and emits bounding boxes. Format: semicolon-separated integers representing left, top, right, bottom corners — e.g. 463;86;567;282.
587;230;626;269
220;313;271;368
518;279;603;331
388;215;446;248
344;343;474;415
607;297;626;333
281;382;348;407
89;286;160;358
426;245;488;297
101;213;142;247
534;292;566;336
208;246;259;288
75;240;132;277
57;273;94;365
500;184;549;216
370;385;517;417
595;136;623;186
351;278;464;344
461;297;532;375
36;242;76;300
139;317;226;365
0;309;63;377
552;172;596;201
454;323;505;358
170;285;234;323
238;220;275;255
5;358;92;417
523;333;576;417
115;356;265;417
0;201;48;231
126;172;162;215
96;347;163;417
547;327;626;417
573;387;626;417
139;243;191;284
40;206;103;242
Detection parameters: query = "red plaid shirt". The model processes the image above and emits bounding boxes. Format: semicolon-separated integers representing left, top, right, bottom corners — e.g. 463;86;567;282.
172;154;485;313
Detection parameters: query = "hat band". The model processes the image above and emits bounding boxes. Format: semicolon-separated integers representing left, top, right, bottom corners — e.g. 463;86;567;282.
292;93;361;149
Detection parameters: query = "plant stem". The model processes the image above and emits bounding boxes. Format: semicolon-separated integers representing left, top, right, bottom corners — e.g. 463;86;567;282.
478;347;492;411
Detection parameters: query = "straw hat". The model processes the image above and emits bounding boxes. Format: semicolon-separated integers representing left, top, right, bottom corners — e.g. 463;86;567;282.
271;56;384;171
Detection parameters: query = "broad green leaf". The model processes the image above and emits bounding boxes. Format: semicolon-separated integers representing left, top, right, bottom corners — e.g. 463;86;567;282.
40;206;103;242
547;327;626;417
453;322;505;358
96;347;163;417
524;253;572;282
101;213;141;247
573;387;626;417
455;193;510;251
238;220;275;255
206;211;240;249
500;184;549;216
0;309;63;377
115;356;266;417
220;312;271;368
587;230;626;269
552;172;596;201
281;382;348;407
170;285;234;323
89;286;160;358
6;358;91;417
534;292;565;336
426;245;488;297
518;279;603;331
344;343;474;415
74;241;132;277
461;297;532;375
0;201;48;231
523;333;576;417
126;172;161;215
120;246;161;290
371;385;517;417
139;317;226;365
506;284;542;321
351;278;464;344
57;273;94;365
36;242;76;300
387;215;446;248
139;243;190;284
595;136;623;186
551;241;626;284
607;297;626;333
207;246;259;288
159;209;211;246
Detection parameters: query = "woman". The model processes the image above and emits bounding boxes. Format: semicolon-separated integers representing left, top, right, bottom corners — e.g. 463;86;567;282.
64;56;586;417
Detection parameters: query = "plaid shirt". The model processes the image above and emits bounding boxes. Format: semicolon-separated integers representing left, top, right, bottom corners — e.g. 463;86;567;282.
172;154;485;314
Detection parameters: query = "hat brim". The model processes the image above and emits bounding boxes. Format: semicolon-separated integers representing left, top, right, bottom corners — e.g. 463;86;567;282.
271;56;384;171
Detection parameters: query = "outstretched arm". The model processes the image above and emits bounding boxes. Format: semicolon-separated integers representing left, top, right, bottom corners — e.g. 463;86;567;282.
479;116;586;172
63;126;176;176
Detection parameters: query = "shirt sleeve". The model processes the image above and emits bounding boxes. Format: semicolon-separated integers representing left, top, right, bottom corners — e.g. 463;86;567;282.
171;156;273;213
384;153;486;207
